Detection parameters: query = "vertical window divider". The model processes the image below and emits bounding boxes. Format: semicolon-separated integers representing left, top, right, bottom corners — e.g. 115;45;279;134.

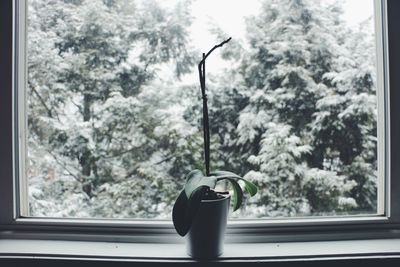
374;0;389;217
15;0;29;219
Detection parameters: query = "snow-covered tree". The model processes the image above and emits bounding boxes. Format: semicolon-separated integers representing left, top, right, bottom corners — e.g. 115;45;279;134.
210;0;376;216
28;0;197;218
311;17;377;212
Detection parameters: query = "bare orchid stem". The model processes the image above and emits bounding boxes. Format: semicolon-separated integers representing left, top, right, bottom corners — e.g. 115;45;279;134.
197;37;232;176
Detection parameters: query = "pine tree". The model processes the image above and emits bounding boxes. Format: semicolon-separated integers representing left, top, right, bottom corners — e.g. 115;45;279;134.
311;17;377;212
211;0;375;216
28;0;196;217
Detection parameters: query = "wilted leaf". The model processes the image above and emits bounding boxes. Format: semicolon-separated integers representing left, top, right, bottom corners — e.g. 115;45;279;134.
213;170;258;197
239;179;258;196
210;170;242;179
225;178;243;211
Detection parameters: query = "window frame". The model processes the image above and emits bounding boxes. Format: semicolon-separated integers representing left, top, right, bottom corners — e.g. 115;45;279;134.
1;0;400;244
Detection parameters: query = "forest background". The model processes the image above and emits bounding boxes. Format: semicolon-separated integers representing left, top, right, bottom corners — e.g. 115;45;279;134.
27;0;378;219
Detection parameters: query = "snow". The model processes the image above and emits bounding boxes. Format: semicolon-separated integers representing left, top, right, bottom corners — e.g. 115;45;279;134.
27;0;378;219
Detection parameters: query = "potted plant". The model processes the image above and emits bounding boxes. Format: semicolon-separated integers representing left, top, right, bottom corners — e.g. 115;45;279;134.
172;37;258;259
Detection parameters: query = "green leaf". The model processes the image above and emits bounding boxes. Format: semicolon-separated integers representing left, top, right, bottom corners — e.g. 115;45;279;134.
173;169;257;231
212;170;258;197
172;186;208;237
210;170;242;179
238;179;258;197
184;169;217;198
172;190;189;236
225;178;243;211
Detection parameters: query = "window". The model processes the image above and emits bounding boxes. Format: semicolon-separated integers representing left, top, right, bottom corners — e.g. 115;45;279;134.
1;0;400;243
23;0;384;220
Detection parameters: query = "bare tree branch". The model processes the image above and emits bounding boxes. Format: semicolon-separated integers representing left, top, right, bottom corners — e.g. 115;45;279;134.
29;81;61;121
29;82;53;118
46;149;82;182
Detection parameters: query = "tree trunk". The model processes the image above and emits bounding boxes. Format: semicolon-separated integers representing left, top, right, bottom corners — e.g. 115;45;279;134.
81;93;93;197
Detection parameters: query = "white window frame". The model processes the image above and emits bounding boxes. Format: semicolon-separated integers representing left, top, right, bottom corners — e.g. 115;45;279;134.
1;0;400;245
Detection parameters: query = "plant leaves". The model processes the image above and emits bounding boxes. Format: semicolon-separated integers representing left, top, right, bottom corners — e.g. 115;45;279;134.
238;178;258;196
210;171;242;179
225;178;243;211
172;186;208;237
172;190;189;236
210;170;242;179
184;169;217;198
212;170;258;197
173;169;257;233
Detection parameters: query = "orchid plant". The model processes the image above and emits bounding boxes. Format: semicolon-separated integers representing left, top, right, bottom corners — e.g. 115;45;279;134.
172;38;258;236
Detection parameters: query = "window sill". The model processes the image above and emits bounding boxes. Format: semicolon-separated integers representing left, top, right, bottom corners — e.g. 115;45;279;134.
1;238;400;263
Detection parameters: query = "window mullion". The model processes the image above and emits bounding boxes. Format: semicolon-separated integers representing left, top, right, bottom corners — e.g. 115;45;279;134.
0;0;16;226
387;0;400;223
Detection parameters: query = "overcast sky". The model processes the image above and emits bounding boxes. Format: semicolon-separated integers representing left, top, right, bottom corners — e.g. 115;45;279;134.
189;0;374;50
189;0;374;80
156;0;376;83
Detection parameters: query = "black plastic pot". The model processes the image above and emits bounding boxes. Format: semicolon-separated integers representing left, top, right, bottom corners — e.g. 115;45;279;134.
186;194;230;259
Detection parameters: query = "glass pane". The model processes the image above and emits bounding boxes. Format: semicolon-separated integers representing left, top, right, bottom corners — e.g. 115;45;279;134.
26;0;379;219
